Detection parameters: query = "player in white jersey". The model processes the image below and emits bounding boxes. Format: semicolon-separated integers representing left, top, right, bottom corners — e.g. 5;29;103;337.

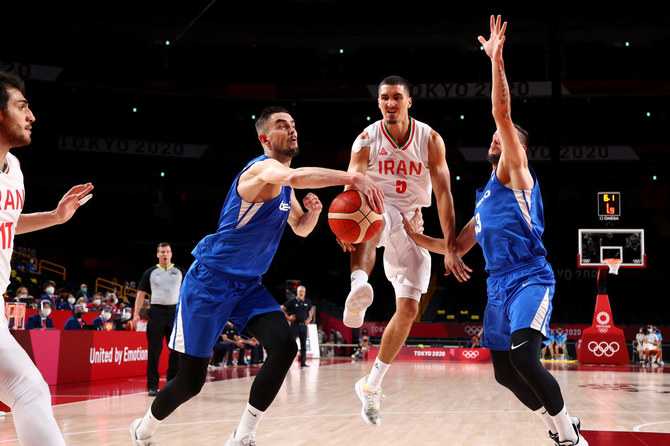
0;71;93;445
337;74;471;426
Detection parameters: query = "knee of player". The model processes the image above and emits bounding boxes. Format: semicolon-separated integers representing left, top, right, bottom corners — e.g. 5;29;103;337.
11;373;51;407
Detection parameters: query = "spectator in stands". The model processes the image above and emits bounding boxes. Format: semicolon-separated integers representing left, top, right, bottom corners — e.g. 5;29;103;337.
74;283;91;301
25;258;38;274
643;326;661;365
212;321;245;367
649;326;664;365
468;333;482;348
106;291;121;309
87;292;104;312
114;307;134;330
318;325;328;357
64;304;87;330
635;327;645;364
76;296;88;311
91;305;114;331
352;335;372;360
59;292;77;311
553;327;568;360
241;337;264;365
40;281;56;305
541;329;556;360
13;285;34;304
25;299;55;330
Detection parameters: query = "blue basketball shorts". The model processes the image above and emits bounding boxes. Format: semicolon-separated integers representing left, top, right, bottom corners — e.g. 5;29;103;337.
169;260;283;358
481;259;555;351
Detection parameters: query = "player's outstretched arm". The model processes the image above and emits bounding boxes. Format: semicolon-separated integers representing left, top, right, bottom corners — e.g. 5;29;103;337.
243;158;385;213
428;131;471;282
16;183;94;235
478;15;533;189
403;212;478;258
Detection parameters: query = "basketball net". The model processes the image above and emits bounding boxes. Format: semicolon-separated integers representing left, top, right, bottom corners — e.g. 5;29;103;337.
603;258;622;275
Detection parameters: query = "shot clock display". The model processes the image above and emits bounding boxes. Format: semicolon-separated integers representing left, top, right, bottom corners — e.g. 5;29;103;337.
598;192;620;220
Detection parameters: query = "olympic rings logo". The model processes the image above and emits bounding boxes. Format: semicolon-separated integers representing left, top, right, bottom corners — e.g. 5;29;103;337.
587;341;620;357
462;350;480;359
596;312;611;325
597;327;609;334
464;325;481;336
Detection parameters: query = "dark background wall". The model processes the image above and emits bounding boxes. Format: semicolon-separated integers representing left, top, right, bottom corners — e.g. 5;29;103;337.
3;2;668;324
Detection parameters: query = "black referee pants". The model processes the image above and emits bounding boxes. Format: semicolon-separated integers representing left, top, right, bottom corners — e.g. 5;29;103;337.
146;304;180;391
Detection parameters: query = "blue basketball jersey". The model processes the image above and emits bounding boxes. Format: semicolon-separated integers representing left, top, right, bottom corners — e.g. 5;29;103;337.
192;155;292;279
474;167;548;273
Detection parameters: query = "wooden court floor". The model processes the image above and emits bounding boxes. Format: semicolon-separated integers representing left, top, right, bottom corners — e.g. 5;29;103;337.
1;358;669;445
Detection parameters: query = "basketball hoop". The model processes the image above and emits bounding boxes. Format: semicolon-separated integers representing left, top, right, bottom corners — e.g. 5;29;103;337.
603;258;622;275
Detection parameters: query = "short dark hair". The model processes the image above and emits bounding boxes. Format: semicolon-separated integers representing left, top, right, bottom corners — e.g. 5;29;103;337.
378;75;411;96
0;71;26;112
157;242;170;251
514;124;529;147
255;105;290;135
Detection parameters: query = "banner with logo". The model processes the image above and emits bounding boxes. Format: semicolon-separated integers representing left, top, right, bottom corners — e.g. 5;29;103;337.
10;329;168;385
576;294;629;364
368;346;490;363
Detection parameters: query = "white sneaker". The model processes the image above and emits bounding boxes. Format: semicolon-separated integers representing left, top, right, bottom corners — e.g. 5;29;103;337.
130;418;156;446
224;430;257;446
552;417;588;446
355;376;384;426
343;283;373;328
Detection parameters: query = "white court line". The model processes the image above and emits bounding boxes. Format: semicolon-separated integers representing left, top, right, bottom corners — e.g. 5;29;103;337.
633;421;670;431
2;410;670;443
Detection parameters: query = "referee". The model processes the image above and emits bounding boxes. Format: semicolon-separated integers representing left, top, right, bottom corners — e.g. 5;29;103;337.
133;242;186;396
282;285;314;368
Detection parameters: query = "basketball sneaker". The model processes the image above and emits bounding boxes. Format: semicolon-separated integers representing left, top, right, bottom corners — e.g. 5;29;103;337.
130;418;156;446
355;375;384;426
224;430;257;446
343;283;373;328
551;417;588;445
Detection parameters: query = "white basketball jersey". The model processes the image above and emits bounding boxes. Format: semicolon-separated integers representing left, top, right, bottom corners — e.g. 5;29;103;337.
363;118;432;213
0;153;25;297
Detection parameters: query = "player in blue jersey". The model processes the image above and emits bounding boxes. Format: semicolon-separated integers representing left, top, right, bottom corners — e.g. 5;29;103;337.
130;105;385;446
401;16;588;446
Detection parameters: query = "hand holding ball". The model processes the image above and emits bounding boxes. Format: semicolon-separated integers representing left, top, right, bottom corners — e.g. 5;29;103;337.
328;190;383;244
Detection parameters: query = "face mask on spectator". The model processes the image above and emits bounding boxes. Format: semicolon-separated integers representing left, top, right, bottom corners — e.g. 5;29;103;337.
19;293;27;299
101;312;112;321
41;308;52;317
93;299;101;306
68;297;76;304
45;286;55;295
82;287;88;293
122;311;132;321
75;311;83;318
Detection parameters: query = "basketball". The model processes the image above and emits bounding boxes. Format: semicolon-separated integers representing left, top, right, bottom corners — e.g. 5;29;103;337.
328;190;383;244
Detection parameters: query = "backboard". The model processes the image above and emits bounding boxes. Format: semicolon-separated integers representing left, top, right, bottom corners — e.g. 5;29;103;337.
578;229;645;268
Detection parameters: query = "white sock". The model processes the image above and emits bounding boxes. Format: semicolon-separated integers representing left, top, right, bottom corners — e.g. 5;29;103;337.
136;408;162;440
350;270;368;288
236;403;265;439
366;357;390;391
550;405;578;443
534;407;557;434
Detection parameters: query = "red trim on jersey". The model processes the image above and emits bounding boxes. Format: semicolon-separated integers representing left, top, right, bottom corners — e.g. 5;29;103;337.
380;118;415;151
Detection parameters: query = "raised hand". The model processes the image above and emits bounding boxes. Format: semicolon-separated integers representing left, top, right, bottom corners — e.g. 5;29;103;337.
477;14;507;63
54;182;94;224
